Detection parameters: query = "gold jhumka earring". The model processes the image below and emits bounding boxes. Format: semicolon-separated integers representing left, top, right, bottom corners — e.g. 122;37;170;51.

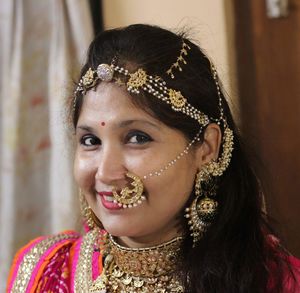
185;167;218;246
185;126;234;246
183;58;234;246
79;190;102;230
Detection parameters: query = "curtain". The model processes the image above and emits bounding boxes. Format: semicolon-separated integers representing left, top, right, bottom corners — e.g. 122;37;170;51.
0;0;94;289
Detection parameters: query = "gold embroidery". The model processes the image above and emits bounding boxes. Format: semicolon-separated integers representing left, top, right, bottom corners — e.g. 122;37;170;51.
11;233;78;293
74;228;100;292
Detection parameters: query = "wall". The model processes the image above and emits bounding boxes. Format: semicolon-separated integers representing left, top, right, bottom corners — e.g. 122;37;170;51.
102;0;237;110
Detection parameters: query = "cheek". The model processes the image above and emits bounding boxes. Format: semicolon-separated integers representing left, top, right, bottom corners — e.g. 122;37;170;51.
145;157;196;208
74;153;96;189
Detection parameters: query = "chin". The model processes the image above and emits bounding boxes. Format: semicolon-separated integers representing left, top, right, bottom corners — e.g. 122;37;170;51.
101;220;143;238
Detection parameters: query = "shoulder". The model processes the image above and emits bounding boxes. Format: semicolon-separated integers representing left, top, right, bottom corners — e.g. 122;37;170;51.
284;254;300;292
7;230;81;293
267;235;300;292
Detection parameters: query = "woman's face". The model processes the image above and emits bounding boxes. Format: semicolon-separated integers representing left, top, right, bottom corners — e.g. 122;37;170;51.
74;82;202;245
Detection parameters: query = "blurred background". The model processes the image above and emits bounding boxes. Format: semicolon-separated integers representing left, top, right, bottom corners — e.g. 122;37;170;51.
1;0;299;289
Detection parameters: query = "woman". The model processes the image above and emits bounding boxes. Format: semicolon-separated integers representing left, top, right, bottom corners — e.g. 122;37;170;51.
7;24;300;292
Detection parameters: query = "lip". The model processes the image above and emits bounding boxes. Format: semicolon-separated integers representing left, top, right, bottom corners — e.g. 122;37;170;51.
97;191;122;210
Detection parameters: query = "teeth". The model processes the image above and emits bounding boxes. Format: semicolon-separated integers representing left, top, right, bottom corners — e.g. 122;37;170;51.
103;193;147;208
103;195;114;202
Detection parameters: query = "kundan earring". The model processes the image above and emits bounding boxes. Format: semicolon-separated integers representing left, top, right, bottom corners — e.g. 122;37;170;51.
79;190;101;230
185;166;219;246
112;172;146;208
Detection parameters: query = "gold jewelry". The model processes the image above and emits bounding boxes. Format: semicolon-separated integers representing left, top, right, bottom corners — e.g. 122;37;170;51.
89;234;184;292
75;63;209;127
112;172;146;208
142;127;202;180
111;119;232;211
185;195;212;246
112;129;202;209
205;124;234;177
80;190;102;229
185;167;219;246
166;41;191;79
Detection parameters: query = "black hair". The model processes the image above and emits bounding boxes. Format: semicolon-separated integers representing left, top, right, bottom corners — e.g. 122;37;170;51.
71;24;295;292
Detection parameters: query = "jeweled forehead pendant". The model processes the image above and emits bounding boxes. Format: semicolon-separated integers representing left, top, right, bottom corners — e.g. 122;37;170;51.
97;63;115;81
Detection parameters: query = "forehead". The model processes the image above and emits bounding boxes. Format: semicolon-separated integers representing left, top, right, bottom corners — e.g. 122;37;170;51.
78;82;156;124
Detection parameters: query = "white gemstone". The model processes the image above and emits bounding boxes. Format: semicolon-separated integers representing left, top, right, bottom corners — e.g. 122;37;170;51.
96;64;114;81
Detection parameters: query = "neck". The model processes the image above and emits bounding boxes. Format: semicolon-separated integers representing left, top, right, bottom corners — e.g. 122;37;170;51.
116;224;184;249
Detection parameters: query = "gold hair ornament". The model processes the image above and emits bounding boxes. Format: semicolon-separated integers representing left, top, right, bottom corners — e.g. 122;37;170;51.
75;63;210;127
166;41;191;79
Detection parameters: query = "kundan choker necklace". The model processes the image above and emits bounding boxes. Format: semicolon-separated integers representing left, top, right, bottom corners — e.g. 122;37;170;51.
89;233;184;292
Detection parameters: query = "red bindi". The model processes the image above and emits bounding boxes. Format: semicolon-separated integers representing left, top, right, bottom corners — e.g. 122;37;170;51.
101;122;105;126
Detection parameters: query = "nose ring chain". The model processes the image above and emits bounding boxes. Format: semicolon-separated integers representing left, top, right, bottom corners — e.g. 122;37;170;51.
112;129;203;209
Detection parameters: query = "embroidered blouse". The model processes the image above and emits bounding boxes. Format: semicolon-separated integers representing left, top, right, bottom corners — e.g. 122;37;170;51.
6;230;300;292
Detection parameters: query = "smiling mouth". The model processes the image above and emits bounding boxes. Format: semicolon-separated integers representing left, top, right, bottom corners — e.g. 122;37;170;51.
97;192;122;210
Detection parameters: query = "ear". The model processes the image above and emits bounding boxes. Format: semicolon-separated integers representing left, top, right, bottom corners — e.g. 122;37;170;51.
195;123;222;169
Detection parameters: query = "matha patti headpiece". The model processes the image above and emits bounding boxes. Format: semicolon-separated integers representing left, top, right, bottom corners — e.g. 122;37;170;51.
75;63;209;127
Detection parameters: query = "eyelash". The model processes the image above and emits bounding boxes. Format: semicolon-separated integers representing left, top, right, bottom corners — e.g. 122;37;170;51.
79;131;153;147
80;135;100;147
126;131;153;145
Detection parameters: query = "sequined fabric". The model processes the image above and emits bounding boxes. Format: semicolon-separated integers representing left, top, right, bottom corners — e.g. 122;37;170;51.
36;245;71;292
7;231;80;293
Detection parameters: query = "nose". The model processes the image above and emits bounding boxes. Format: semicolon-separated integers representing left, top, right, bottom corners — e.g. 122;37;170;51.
95;144;126;186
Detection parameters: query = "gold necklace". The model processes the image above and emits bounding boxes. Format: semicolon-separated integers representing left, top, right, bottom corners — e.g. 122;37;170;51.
89;233;185;293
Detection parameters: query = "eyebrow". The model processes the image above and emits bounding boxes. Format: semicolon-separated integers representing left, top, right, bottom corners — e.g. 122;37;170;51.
76;119;160;133
76;125;94;133
118;119;160;130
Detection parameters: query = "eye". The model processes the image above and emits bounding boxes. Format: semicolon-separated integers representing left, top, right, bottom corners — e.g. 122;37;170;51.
80;135;100;146
126;131;153;145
